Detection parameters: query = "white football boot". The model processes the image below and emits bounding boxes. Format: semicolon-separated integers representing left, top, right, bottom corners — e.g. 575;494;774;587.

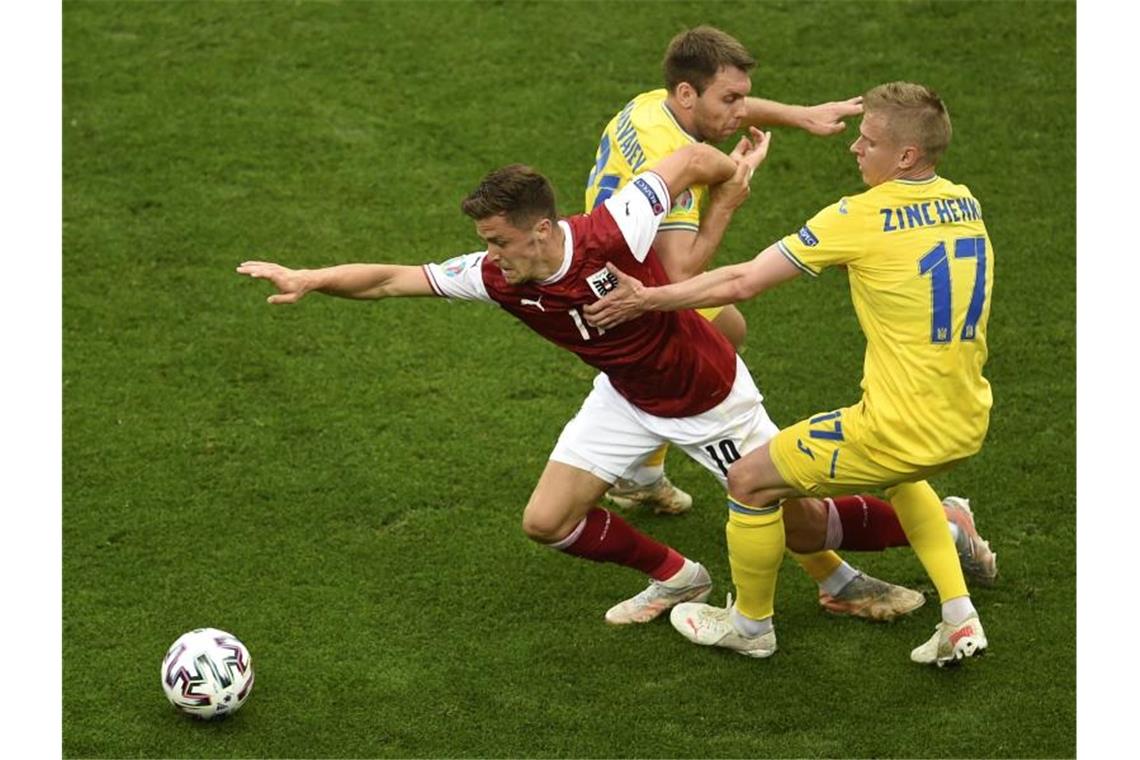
818;571;926;621
942;496;998;587
910;614;988;667
604;475;693;515
604;560;711;625
669;594;777;658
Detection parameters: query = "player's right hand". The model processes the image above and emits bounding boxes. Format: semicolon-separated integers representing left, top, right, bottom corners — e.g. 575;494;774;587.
737;127;772;178
714;128;771;210
800;96;863;136
236;261;311;304
584;263;649;329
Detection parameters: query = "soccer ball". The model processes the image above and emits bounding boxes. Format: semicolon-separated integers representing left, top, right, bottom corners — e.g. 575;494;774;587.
161;628;254;719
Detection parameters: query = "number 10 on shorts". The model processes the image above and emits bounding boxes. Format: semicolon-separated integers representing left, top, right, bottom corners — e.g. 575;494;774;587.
704;439;742;476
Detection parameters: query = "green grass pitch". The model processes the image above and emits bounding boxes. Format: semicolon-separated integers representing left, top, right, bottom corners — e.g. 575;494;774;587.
63;1;1075;757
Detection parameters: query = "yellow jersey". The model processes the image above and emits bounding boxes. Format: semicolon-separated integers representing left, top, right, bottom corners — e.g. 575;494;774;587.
777;175;994;465
585;89;704;232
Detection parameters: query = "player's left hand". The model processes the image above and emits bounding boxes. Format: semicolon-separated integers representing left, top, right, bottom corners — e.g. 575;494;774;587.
801;96;863;136
584;263;648;329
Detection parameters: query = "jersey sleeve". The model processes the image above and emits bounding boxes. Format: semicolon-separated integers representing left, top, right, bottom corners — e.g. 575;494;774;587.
637;120;701;233
601;171;669;263
776;199;862;277
660;183;703;232
421;252;493;301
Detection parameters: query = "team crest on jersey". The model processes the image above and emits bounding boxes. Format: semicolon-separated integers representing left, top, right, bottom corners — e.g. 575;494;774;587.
633;177;665;215
441;255;472;278
797;225;820;247
838;198;849;215
586;267;620;298
671;189;695;213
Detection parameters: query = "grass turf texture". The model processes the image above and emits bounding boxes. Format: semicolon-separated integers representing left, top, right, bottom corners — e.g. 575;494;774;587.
63;1;1075;757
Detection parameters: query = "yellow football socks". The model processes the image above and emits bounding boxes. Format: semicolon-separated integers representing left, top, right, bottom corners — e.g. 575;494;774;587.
788;549;843;583
643;443;668;469
886;480;968;602
725;498;785;621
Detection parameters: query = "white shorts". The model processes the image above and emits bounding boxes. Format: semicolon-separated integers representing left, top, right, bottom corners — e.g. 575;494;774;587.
549;356;779;488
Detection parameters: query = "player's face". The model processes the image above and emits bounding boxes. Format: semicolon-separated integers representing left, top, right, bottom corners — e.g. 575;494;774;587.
692;66;751;143
850;111;903;187
476;214;547;285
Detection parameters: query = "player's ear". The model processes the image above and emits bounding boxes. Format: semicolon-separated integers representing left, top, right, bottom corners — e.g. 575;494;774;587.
898;144;922;171
532;217;553;239
675;81;698;109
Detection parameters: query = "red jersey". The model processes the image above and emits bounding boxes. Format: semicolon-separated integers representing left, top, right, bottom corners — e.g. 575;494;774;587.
423;172;737;417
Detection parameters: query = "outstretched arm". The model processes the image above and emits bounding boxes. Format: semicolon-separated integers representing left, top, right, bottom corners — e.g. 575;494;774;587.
236;261;434;304
744;96;863;136
583;242;802;329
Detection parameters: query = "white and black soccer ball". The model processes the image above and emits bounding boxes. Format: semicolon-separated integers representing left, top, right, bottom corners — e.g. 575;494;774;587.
161;628;254;719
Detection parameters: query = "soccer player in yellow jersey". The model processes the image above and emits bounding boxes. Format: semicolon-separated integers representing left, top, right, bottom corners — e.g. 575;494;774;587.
588;26;927;624
586;27;862;352
586;82;994;666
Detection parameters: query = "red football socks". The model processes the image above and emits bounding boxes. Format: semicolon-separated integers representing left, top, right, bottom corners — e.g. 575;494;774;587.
833;494;911;550
559;507;685;580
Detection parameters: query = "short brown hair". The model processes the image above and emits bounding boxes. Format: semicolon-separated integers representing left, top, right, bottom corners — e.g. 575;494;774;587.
663;26;755;95
863;82;953;165
460;164;558;229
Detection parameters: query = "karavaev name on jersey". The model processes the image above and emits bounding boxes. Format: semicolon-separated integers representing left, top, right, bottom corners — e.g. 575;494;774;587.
585;90;704;232
423;172;737;418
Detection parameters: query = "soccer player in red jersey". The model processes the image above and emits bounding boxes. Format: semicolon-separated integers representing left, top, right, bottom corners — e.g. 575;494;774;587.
239;138;771;625
238;134;980;636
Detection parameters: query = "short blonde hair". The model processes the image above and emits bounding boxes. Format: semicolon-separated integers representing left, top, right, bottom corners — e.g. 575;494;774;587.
863;82;953;165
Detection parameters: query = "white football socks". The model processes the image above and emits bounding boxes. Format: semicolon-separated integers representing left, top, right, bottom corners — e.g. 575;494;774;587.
662;558;701;588
819;561;860;597
942;595;977;625
823;498;843;550
947;522;967;553
730;606;774;637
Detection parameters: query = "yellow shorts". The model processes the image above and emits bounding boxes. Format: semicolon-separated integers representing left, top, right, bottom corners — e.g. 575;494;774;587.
768;405;956;497
697;306;724;321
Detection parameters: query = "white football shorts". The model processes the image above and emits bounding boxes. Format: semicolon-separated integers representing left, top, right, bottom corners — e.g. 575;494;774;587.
549;356;779;488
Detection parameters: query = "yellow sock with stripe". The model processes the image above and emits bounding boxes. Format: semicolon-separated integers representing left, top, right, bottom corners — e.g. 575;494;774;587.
725;497;785;621
886;480;968;602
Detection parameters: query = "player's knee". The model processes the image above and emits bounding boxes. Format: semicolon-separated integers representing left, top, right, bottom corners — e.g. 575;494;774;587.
521;509;571;543
726;461;761;504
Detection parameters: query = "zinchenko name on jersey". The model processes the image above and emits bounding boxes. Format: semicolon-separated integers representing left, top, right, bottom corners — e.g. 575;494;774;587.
880;197;983;233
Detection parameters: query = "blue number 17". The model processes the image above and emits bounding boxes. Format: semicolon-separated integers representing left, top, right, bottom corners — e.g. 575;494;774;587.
918;236;987;344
